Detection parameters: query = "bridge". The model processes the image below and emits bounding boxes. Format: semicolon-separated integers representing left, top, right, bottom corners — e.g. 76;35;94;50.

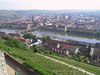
15;26;39;34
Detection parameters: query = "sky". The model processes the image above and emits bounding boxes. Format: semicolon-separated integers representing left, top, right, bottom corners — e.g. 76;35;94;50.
0;0;100;10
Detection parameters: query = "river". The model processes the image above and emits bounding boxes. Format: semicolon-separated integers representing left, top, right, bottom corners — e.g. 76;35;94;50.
0;28;100;44
0;28;17;33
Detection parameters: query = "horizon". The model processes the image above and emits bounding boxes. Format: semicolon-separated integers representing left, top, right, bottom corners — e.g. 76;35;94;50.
0;9;100;11
0;0;100;10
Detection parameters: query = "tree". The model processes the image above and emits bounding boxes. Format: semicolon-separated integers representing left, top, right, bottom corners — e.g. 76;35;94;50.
41;35;51;43
23;33;36;39
32;46;39;53
1;36;11;40
2;36;27;50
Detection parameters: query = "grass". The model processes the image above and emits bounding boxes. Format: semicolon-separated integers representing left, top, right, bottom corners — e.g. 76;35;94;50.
0;40;87;75
47;54;100;75
7;50;87;75
1;38;100;75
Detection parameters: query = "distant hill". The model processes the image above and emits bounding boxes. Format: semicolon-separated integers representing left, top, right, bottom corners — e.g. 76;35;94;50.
0;10;55;16
0;10;18;16
0;10;43;16
0;10;100;17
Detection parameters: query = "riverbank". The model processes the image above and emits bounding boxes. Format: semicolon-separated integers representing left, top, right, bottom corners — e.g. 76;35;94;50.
31;30;100;44
0;28;100;43
40;27;100;38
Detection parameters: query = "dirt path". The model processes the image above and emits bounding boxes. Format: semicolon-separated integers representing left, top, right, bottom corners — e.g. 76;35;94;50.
37;53;95;75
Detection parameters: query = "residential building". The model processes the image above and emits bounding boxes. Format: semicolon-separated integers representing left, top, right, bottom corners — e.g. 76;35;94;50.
0;32;7;36
8;33;21;37
90;48;100;65
13;37;32;45
44;40;79;56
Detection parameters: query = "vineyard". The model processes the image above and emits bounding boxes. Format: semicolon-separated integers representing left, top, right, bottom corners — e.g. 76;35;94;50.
0;37;99;75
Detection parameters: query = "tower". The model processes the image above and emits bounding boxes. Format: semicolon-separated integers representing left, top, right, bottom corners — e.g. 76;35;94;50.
32;16;34;23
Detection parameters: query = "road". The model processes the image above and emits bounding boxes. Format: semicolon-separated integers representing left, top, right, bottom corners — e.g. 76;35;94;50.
37;53;95;75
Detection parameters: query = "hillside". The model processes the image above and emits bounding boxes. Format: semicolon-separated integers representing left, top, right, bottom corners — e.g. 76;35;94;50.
0;37;99;75
0;10;100;17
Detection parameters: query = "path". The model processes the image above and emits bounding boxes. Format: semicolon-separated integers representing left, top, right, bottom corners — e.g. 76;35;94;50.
37;53;95;75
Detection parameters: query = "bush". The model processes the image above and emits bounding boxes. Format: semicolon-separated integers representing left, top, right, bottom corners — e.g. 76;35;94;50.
2;36;28;50
23;33;36;39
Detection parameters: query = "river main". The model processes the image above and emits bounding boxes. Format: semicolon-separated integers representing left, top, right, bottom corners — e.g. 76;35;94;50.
0;28;100;44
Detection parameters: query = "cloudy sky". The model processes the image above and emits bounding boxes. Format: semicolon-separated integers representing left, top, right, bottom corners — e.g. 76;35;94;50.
0;0;100;10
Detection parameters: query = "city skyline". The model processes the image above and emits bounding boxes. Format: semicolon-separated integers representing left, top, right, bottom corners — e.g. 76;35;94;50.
0;0;100;10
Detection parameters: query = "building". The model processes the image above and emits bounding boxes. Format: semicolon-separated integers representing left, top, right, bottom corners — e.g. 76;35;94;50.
79;47;90;55
44;40;79;56
13;37;32;45
0;32;7;36
90;48;100;65
28;39;42;47
95;43;100;48
8;33;21;37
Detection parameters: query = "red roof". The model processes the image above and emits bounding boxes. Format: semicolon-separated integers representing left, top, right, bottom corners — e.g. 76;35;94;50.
47;40;69;45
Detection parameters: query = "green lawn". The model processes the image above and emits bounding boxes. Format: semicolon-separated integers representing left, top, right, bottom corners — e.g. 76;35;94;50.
47;54;100;75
